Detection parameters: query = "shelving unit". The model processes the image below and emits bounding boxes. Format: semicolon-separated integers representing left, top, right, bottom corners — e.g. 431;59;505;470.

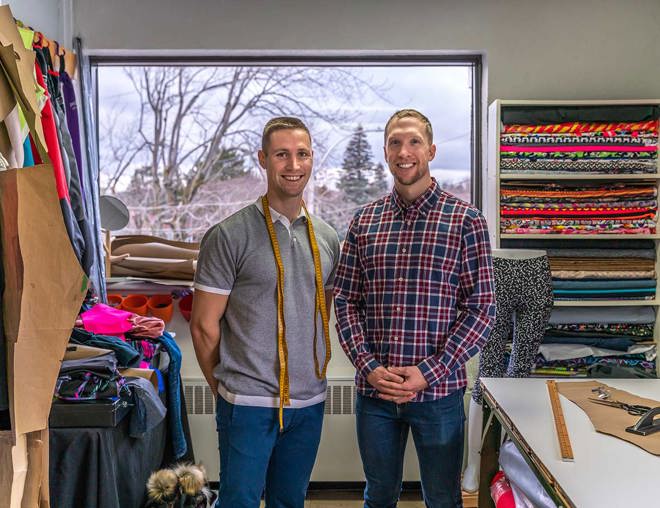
485;99;660;378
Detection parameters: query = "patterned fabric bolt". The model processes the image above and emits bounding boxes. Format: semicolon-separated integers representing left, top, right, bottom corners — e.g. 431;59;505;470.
334;179;496;401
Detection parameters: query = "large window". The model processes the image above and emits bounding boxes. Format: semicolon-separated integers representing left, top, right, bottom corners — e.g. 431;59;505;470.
96;58;480;240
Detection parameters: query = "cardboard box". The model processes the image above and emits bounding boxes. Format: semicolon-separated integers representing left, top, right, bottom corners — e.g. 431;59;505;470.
49;399;131;428
119;368;160;393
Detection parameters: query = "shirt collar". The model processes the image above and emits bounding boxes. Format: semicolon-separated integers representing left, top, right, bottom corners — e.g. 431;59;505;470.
389;178;441;218
254;198;306;228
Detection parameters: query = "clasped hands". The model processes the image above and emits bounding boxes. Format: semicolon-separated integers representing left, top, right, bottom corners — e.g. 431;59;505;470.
366;365;429;404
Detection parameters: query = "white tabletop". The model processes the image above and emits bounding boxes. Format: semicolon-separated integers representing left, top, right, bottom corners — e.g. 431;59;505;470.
481;377;660;508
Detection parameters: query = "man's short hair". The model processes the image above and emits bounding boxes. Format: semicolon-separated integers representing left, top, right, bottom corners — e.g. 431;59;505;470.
261;117;311;152
384;109;434;145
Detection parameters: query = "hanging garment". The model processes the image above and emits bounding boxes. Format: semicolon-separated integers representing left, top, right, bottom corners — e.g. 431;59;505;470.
22;136;34;167
472;250;554;404
156;331;186;459
53;72;94;276
59;69;83;189
32;48;90;272
33;55;69;201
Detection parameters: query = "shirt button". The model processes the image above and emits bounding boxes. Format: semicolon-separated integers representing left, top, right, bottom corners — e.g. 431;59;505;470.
396;306;401;312
402;248;407;253
392;336;398;342
398;277;404;282
406;220;412;226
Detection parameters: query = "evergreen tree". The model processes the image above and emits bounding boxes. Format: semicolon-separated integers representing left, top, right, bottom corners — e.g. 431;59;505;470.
338;125;374;205
369;162;389;198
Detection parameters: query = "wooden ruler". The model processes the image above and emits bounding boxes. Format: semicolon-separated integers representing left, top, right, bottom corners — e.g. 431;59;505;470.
547;380;574;461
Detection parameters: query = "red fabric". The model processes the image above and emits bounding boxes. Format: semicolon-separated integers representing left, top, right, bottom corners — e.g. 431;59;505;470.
501;207;656;218
503;120;659;134
489;471;515;508
29;134;43;164
500;144;656;153
34;61;69;201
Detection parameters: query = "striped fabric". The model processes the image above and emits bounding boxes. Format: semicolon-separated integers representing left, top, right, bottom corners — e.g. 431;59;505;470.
503;120;659;134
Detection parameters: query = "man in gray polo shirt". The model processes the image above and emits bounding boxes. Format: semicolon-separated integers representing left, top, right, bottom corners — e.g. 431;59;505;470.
191;117;339;508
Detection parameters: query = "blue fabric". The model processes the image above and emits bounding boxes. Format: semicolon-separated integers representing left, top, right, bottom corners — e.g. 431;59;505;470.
153;368;165;393
22;137;34;167
552;278;656;290
126;377;166;438
542;336;636;351
553;287;656;295
356;391;465;508
157;331;186;458
69;328;140;367
214;397;324;508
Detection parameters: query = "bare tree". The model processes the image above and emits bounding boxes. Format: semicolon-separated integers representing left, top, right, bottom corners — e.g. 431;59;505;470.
100;66;388;240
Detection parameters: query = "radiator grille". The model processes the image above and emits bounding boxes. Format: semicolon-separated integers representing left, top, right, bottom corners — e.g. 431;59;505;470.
183;379;356;416
184;384;216;415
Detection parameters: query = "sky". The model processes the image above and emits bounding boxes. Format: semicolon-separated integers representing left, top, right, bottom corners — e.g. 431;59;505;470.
97;64;473;190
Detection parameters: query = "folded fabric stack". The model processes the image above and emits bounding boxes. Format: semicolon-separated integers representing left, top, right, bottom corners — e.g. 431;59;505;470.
500;120;659;175
110;235;200;281
551;240;656;301
55;348;129;401
531;306;657;378
503;239;657;302
500;181;657;235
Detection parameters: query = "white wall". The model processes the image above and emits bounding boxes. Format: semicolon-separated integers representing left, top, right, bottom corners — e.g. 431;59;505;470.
70;0;660;102
6;0;64;42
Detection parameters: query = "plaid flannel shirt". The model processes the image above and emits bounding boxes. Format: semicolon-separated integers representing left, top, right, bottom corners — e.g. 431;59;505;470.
334;179;496;401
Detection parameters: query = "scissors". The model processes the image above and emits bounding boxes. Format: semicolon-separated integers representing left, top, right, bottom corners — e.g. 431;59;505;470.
588;398;652;416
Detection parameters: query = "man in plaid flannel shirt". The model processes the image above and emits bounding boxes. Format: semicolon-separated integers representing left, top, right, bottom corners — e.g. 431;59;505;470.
334;109;496;508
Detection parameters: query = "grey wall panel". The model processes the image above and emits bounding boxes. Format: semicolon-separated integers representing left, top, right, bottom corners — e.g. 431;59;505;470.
6;0;62;41
70;0;660;102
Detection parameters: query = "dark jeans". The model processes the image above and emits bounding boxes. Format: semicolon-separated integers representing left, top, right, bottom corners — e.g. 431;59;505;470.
356;390;465;508
215;397;324;508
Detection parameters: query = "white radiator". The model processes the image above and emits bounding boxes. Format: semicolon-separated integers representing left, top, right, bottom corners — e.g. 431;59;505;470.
183;377;421;482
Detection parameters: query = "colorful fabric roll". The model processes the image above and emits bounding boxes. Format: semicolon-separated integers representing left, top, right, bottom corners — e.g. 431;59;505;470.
503;120;659;134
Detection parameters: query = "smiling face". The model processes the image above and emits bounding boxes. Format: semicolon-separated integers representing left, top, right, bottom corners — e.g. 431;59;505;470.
384;116;436;198
258;128;313;202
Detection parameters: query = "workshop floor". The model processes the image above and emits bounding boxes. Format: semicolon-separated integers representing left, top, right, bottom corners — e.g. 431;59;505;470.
259;490;478;507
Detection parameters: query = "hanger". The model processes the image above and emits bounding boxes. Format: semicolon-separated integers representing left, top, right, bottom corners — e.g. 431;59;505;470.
33;31;41;46
55;41;66;73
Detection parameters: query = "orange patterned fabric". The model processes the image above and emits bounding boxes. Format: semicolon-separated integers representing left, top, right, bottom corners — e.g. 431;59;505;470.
503;120;659;134
500;186;656;200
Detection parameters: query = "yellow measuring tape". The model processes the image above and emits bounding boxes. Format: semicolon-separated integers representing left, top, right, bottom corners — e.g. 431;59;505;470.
262;196;331;430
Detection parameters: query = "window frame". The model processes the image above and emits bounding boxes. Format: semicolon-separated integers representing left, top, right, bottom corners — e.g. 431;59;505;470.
90;51;484;208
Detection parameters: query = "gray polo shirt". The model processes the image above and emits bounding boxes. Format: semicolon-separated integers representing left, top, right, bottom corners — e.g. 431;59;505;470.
194;201;340;408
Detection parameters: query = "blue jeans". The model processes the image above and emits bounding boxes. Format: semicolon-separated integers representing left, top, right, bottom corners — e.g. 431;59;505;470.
215;397;324;508
356;390;465;508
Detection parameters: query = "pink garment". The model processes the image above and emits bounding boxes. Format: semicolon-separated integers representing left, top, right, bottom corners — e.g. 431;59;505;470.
80;303;133;338
139;340;157;369
129;315;165;339
500;144;656;153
